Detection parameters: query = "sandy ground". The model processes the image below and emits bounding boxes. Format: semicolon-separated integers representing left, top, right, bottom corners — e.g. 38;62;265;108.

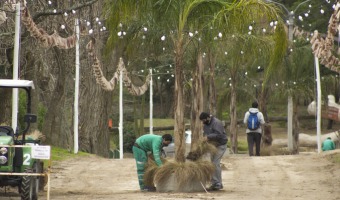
1;149;340;200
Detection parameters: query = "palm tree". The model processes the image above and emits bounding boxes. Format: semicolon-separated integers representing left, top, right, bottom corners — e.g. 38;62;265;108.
213;0;287;153
103;0;287;160
103;0;230;162
270;38;315;153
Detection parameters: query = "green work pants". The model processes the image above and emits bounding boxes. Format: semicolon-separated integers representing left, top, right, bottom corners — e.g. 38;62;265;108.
132;146;148;190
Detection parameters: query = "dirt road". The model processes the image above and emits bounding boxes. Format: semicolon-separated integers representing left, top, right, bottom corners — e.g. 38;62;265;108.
1;150;340;200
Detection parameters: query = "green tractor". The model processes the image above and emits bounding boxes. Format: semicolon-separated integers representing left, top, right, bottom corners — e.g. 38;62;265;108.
0;79;45;200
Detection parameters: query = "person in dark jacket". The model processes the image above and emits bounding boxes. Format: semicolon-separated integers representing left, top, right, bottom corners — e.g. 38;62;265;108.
132;133;172;191
199;112;228;191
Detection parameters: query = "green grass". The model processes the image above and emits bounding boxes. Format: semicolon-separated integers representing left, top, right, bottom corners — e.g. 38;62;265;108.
144;118;173;127
50;146;89;161
326;153;340;164
43;146;90;166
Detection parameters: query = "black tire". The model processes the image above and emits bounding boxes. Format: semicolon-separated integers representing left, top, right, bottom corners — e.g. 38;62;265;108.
21;167;39;200
37;162;45;191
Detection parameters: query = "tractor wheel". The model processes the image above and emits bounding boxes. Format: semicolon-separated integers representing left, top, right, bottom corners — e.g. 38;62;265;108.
21;166;39;200
37;161;45;191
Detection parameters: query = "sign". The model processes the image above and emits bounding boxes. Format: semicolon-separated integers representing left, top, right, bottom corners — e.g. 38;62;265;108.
31;145;51;160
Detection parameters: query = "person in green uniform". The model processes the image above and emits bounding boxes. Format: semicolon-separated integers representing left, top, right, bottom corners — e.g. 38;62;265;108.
132;133;172;191
322;137;335;151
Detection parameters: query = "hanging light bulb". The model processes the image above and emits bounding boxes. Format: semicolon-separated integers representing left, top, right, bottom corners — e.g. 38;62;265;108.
298;16;303;21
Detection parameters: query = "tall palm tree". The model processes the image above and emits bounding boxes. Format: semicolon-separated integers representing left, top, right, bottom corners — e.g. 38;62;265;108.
213;0;287;153
103;0;230;162
270;39;316;153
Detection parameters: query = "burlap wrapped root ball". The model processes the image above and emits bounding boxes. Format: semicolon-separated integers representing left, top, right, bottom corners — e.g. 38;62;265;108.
144;141;217;192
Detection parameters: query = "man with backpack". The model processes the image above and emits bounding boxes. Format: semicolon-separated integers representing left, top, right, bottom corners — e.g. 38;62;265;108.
243;101;266;156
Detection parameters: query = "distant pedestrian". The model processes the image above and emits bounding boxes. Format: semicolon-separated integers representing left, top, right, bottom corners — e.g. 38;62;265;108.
199;112;228;191
322;137;335;151
132;133;172;191
243;101;266;156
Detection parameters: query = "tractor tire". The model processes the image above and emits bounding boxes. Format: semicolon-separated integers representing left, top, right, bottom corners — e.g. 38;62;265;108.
37;161;45;191
20;167;39;200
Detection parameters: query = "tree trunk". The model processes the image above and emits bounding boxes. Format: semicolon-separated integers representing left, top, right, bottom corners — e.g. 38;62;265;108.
0;57;13;125
292;98;300;154
139;95;145;135
230;71;238;153
208;51;216;116
133;96;139;137
77;39;112;157
259;81;270;122
42;48;73;150
190;52;204;150
174;40;185;162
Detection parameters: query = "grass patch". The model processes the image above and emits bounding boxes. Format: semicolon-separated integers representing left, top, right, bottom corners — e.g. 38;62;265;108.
51;146;89;161
237;140;248;152
43;146;90;166
326;153;340;164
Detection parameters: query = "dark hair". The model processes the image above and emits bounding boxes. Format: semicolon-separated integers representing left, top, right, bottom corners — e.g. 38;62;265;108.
162;134;173;142
252;101;258;108
199;112;210;120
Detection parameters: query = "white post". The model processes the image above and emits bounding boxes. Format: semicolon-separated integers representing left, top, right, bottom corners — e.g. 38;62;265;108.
74;19;80;154
287;96;293;150
287;13;294;151
12;3;21;133
315;56;322;153
149;68;153;134
119;70;124;159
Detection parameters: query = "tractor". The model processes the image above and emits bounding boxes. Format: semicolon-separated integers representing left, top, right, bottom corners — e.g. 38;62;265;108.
0;79;44;200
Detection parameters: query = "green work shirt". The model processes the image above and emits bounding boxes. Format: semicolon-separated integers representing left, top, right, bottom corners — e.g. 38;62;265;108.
322;139;335;151
135;134;163;166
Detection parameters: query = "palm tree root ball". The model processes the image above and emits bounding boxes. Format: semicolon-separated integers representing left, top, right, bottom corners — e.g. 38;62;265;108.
144;141;217;192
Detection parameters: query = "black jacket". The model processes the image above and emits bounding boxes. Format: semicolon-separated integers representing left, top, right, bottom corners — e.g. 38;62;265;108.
203;117;228;146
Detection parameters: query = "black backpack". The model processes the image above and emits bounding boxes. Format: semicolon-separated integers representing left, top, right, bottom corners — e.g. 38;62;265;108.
247;112;260;130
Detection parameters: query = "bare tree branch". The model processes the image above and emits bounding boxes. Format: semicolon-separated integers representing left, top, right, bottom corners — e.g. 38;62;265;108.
31;0;99;21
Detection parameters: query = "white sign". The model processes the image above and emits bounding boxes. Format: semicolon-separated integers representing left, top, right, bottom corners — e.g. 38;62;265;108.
31;145;51;160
